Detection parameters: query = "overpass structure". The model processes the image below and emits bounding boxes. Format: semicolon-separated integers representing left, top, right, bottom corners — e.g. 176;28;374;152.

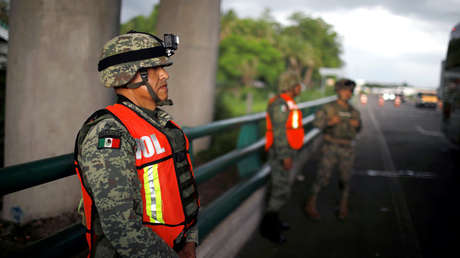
2;0;219;223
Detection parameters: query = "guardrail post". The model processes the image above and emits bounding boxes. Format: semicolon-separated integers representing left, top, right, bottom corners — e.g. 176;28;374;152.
236;122;262;177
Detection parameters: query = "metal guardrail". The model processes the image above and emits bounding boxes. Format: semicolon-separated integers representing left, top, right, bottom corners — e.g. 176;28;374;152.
0;154;73;196
297;95;337;110
195;138;265;184
184;112;266;139
0;95;335;257
185;95;336;141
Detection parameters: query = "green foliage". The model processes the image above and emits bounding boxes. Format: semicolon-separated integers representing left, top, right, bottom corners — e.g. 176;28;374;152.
0;0;8;27
275;13;343;88
214;87;271;119
218;9;286;90
217;34;284;89
363;83;412;88
298;86;335;102
220;8;281;42
218;9;342;91
364;83;387;88
286;12;342;68
120;4;159;34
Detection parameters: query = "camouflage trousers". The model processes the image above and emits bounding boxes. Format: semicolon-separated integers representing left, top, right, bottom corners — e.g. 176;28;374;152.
266;151;292;212
311;142;355;200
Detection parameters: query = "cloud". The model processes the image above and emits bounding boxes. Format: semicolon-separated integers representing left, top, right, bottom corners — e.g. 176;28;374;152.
344;45;443;87
223;0;459;26
315;6;451;87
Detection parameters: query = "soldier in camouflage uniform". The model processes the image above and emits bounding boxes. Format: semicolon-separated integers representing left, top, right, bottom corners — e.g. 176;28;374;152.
260;71;304;243
305;79;361;221
74;31;199;258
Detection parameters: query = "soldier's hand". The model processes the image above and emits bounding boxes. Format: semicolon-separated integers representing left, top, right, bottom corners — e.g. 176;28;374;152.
178;242;196;258
328;115;341;126
283;158;293;170
349;119;360;128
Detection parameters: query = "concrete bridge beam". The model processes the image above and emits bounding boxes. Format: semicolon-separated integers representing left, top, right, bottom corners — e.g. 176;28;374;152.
2;0;121;223
156;0;220;150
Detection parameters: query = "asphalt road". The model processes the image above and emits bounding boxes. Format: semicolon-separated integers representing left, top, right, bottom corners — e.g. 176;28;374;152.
237;95;460;258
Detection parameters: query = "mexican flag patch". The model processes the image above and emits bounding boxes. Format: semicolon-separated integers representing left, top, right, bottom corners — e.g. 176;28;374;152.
98;137;121;149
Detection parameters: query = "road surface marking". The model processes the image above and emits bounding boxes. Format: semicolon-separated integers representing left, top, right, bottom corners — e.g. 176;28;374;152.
367;106;423;258
415;125;444;137
355;169;436;179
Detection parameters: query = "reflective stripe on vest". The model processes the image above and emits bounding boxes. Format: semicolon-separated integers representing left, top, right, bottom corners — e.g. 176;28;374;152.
265;94;305;151
291;109;300;129
143;164;165;224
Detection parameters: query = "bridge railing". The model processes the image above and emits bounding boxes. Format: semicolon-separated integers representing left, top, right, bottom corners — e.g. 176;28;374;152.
0;95;336;257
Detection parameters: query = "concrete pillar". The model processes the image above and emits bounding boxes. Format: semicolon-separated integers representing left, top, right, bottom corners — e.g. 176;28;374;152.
156;0;220;150
2;0;120;223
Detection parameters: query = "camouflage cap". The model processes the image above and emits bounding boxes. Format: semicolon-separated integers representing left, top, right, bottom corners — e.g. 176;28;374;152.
335;79;356;92
278;71;301;92
98;32;172;88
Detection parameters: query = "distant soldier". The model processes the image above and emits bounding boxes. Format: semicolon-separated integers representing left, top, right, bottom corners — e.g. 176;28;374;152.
305;79;361;221
260;71;304;243
74;31;199;257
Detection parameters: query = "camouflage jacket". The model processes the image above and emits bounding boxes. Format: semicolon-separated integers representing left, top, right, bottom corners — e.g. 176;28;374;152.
75;96;197;258
313;100;362;140
266;96;297;159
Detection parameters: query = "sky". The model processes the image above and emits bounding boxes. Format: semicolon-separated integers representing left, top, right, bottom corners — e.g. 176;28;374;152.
121;0;460;88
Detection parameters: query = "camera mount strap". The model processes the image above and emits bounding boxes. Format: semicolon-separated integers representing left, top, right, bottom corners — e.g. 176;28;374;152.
98;46;167;72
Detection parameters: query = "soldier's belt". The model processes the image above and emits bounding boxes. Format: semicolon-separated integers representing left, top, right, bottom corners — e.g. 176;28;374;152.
323;134;352;146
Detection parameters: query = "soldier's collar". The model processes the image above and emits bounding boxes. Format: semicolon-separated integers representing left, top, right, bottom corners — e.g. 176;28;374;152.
116;94;172;127
116;94;132;104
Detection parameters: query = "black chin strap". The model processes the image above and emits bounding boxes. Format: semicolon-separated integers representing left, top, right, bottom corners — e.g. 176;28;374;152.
127;69;173;106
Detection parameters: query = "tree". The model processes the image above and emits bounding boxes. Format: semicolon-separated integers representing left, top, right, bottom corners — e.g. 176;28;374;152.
220;9;280;44
217;34;283;91
276;32;321;87
120;4;159;34
282;13;343;87
287;13;342;68
0;0;9;27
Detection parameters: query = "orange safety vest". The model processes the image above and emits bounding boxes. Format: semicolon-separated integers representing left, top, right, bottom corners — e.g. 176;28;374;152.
75;104;199;256
265;93;305;151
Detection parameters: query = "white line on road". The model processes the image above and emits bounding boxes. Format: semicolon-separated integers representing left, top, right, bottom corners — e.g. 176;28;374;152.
355;169;436;179
367;106;423;258
415;125;444;137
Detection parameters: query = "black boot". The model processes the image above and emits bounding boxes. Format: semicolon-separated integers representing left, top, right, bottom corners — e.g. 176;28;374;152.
259;212;287;244
272;212;290;231
278;218;291;231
